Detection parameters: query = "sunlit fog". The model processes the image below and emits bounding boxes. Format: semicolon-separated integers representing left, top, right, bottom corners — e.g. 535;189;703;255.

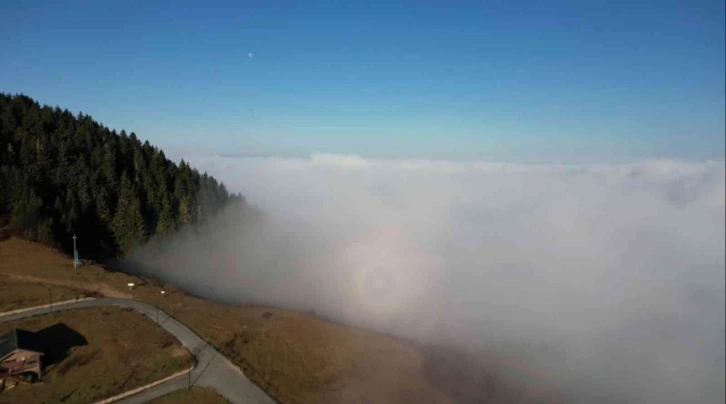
131;155;725;403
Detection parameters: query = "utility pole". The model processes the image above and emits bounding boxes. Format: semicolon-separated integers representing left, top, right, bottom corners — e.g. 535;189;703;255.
73;234;80;269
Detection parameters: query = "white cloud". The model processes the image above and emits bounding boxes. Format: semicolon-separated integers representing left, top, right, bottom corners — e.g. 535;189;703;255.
310;153;371;168
135;154;725;403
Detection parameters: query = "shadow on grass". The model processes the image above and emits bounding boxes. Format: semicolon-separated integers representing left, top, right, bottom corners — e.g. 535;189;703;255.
36;323;88;375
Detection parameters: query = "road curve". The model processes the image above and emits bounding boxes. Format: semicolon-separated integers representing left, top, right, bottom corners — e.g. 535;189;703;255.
0;298;275;404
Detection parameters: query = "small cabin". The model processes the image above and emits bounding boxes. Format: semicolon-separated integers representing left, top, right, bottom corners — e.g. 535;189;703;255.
0;329;44;382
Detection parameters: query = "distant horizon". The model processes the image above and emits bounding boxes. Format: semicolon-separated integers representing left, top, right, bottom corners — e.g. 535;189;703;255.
212;151;726;165
2;1;723;163
7;91;723;169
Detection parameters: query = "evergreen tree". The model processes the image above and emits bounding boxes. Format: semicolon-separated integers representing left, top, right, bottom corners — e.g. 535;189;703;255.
178;196;192;227
112;173;146;253
0;93;243;257
155;195;175;236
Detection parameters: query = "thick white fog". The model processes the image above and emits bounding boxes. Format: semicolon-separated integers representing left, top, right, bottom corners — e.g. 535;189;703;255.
132;155;725;403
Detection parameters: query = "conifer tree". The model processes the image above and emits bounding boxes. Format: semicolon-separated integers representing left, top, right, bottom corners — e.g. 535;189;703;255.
155;195;175;236
0;93;242;256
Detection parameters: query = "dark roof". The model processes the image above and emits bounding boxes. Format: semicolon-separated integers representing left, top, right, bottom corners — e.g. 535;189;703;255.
0;329;44;360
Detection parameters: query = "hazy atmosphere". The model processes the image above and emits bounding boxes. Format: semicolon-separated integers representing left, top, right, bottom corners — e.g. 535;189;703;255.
132;154;725;403
2;1;723;403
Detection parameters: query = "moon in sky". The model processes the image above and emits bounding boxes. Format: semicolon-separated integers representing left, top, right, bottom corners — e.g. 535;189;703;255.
248;52;255;59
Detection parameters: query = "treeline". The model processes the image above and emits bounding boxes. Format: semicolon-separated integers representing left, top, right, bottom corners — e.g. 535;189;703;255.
0;93;244;257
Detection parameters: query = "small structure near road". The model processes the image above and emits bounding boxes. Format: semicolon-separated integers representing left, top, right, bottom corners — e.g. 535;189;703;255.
0;328;44;382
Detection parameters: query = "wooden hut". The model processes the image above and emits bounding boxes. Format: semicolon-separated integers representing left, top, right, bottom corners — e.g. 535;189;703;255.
0;328;44;382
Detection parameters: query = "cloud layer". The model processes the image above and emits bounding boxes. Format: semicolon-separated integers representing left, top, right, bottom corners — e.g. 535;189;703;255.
133;154;725;403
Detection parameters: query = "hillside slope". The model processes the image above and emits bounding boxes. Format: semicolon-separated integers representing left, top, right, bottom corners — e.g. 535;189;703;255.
0;237;564;403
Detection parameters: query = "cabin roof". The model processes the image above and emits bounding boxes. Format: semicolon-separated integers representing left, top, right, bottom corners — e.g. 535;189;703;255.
0;329;44;360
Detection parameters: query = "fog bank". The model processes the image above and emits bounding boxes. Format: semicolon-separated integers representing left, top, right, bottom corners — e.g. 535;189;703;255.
132;155;725;403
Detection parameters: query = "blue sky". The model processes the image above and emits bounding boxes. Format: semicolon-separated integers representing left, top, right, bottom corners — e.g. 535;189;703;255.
1;0;723;162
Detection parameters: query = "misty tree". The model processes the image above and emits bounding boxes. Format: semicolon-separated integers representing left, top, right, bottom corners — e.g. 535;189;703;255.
178;196;192;227
155;196;176;236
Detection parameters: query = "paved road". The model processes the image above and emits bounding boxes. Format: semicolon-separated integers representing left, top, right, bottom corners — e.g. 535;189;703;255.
0;298;275;404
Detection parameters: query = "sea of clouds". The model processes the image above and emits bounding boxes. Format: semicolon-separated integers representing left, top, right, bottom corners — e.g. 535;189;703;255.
132;154;725;403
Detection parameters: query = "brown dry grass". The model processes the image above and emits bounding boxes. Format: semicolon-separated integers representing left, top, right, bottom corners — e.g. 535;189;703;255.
0;237;565;404
0;277;97;312
148;387;229;404
0;306;193;403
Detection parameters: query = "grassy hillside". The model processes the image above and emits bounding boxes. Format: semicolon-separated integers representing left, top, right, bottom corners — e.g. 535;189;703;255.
0;277;95;312
0;306;192;403
0;237;565;403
